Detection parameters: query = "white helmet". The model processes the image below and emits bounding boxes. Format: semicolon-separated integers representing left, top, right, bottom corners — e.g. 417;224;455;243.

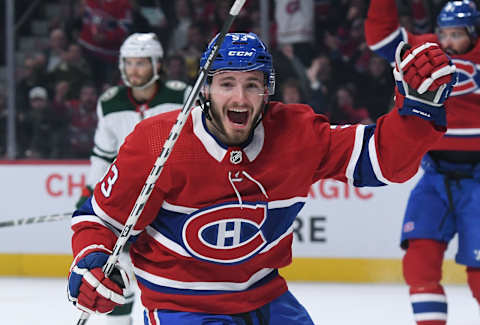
119;33;164;89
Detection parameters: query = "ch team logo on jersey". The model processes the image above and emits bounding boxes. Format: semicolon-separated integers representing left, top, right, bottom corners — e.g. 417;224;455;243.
451;59;480;96
182;203;268;264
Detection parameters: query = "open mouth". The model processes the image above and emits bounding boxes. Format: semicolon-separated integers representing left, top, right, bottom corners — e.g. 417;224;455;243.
227;108;249;127
444;48;457;55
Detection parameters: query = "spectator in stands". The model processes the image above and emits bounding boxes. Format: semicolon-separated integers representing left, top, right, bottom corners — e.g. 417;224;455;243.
65;84;98;158
16;56;50;125
24;87;66;159
32;52;48;76
52;80;71;120
313;0;344;42
280;78;306;104
271;44;310;102
306;52;340;114
45;28;68;73
129;0;154;34
77;0;133;88
0;90;6;157
190;0;216;22
345;0;366;23
182;22;209;82
396;0;437;34
323;17;370;78
48;43;93;99
204;0;253;38
164;54;188;83
274;0;315;66
321;0;366;43
337;17;371;74
358;55;395;121
242;2;263;37
327;83;372;125
65;0;85;41
168;0;194;55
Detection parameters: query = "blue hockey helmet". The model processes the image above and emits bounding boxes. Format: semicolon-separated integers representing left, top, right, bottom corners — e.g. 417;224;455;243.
200;32;275;95
437;0;479;38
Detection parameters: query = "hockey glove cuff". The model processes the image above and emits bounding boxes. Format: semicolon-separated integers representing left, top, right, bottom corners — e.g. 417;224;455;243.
393;41;457;127
68;249;131;315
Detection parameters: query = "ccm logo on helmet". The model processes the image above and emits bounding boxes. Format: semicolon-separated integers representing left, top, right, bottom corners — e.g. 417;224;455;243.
228;51;254;57
182;203;267;264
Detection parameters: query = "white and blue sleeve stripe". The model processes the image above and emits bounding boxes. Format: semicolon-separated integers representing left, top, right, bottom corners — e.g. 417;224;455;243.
369;27;408;64
349;124;389;187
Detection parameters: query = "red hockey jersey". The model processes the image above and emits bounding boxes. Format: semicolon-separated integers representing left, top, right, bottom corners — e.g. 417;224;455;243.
78;0;132;62
71;102;443;313
365;0;480;151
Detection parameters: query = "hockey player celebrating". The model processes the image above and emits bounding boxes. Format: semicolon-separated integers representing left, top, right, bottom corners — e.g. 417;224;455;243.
68;32;456;324
75;32;191;325
365;1;480;323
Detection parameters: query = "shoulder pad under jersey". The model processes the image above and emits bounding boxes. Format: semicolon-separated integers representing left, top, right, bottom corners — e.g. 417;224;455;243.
99;86;120;102
165;80;188;91
98;86;133;116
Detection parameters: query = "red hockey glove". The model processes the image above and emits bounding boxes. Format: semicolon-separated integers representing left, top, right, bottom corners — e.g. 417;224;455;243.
68;250;131;315
393;41;457;127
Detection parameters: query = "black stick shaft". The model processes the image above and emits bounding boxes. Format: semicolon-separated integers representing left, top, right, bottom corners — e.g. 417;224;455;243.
0;213;71;228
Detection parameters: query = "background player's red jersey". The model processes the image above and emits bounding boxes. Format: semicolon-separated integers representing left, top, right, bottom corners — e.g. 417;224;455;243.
365;0;480;152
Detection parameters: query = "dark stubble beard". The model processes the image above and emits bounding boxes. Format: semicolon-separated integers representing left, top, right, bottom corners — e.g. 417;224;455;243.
444;42;474;55
208;100;265;147
443;47;458;55
128;70;154;88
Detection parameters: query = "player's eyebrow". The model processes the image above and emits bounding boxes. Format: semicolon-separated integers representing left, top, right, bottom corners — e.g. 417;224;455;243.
245;76;263;82
217;75;263;83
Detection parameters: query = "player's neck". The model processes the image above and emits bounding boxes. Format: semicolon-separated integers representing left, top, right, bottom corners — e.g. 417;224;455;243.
131;83;158;102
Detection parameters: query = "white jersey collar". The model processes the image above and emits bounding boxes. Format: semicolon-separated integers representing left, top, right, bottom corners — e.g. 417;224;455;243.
191;106;264;162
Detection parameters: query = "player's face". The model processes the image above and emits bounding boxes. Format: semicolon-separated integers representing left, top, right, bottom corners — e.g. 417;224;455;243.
437;27;472;55
206;70;267;146
124;57;155;87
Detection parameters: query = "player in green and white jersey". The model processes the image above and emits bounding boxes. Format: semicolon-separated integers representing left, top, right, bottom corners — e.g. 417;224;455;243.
78;33;191;203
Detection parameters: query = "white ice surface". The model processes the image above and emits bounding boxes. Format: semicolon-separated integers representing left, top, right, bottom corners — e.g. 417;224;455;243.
0;277;478;325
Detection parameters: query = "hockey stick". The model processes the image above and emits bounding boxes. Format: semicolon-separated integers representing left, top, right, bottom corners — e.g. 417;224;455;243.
0;212;71;228
75;0;246;324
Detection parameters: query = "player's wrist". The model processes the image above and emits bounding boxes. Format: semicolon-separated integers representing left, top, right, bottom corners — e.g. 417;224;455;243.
82;185;94;197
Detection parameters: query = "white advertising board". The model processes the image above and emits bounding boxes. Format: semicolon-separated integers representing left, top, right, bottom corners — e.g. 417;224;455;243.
0;162;88;254
0;162;457;259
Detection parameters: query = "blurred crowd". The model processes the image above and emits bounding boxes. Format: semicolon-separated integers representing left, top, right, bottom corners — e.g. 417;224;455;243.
0;0;450;160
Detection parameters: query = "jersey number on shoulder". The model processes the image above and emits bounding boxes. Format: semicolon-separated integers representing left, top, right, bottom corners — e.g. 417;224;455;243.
101;165;118;198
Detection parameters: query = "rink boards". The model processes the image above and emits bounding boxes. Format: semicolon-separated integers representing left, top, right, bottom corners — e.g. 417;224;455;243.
0;161;466;283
